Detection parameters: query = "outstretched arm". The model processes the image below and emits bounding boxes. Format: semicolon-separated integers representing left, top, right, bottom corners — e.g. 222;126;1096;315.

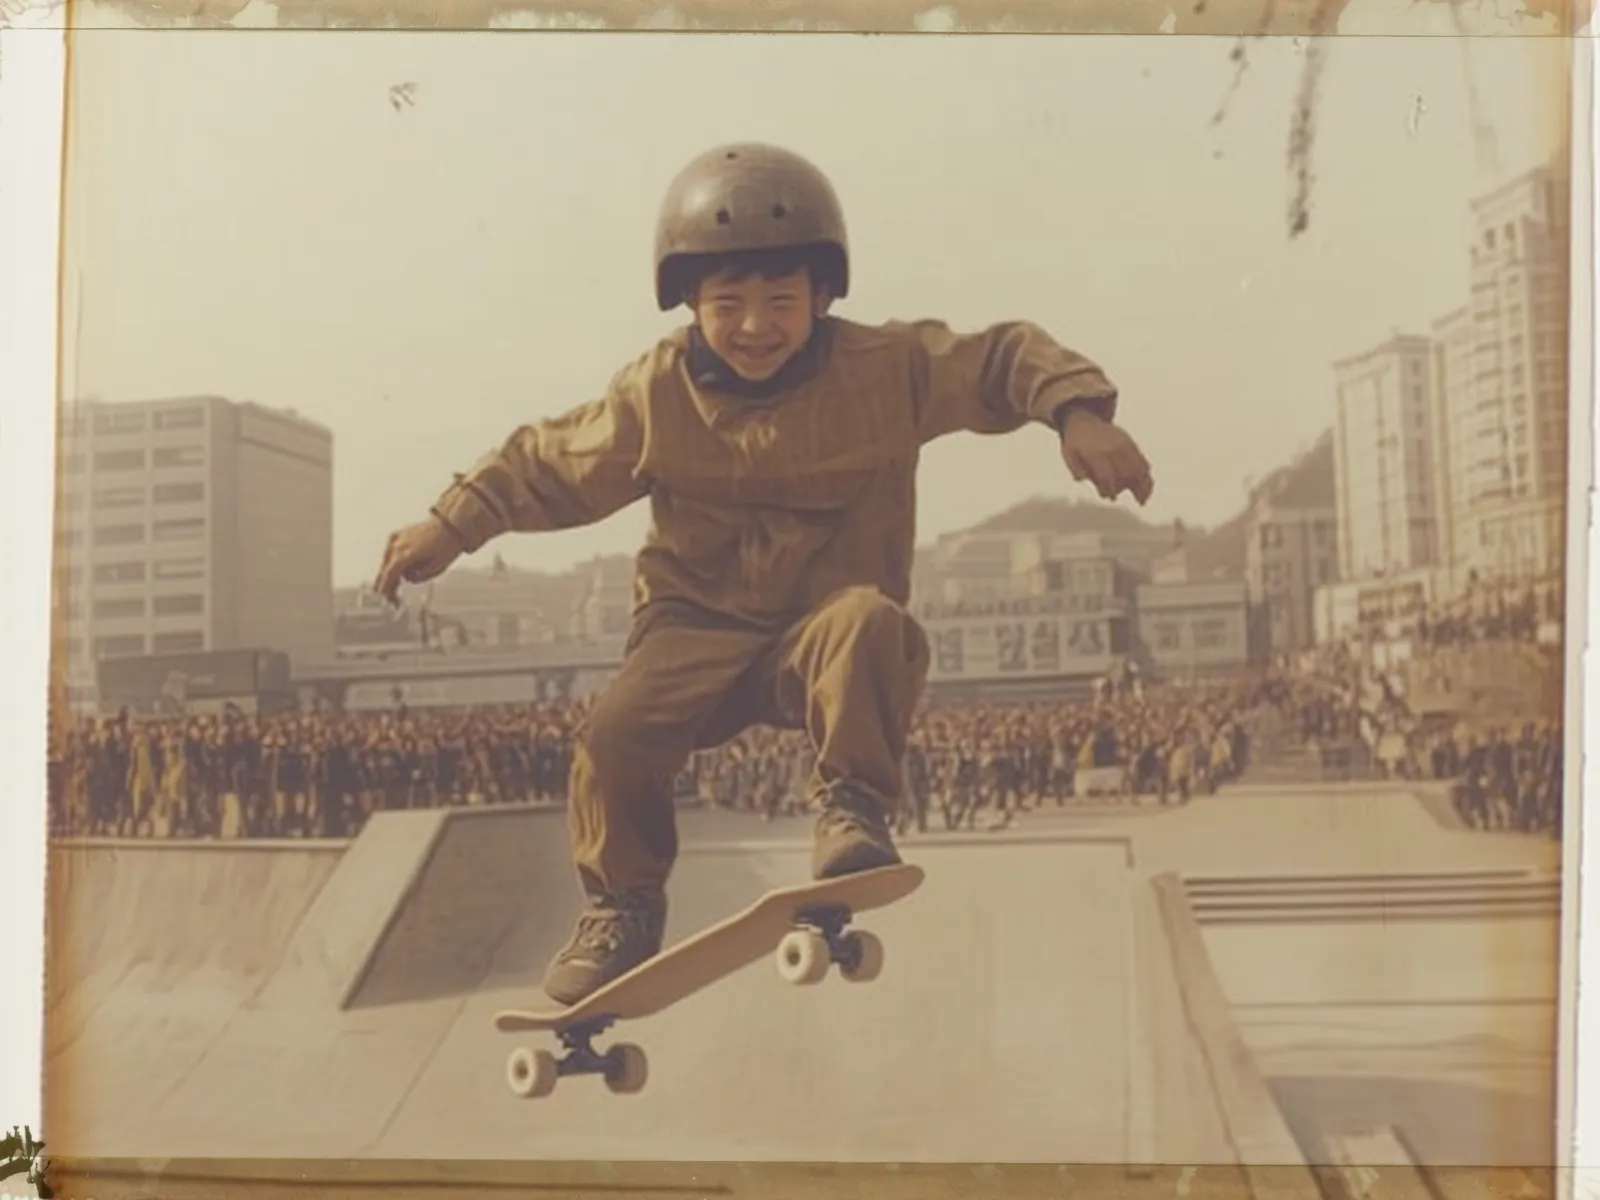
905;318;1118;438
429;374;651;554
903;318;1152;504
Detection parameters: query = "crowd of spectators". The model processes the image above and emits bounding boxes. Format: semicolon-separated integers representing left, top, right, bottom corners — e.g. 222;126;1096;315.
45;672;1262;840
45;572;1568;842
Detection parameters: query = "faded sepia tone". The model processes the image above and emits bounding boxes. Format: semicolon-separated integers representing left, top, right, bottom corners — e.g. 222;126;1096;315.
37;3;1583;1198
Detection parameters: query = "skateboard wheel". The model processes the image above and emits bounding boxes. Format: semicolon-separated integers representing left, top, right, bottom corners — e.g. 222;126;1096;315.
838;930;884;983
506;1046;559;1099
775;929;830;985
604;1043;649;1095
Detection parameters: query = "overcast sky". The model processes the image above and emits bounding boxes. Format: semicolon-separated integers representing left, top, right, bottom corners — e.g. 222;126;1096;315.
60;28;1568;587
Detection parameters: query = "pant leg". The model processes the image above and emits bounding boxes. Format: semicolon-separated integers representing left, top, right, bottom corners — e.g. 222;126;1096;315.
568;606;770;899
761;586;931;811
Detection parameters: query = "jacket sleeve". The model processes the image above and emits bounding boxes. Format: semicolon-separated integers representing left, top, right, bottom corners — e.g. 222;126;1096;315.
427;364;651;553
900;319;1119;443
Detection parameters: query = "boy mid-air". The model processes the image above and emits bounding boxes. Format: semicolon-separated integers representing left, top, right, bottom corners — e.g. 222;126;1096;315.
375;142;1155;1006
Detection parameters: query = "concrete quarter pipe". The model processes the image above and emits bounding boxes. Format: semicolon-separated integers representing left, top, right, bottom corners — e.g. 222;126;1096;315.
43;806;1288;1166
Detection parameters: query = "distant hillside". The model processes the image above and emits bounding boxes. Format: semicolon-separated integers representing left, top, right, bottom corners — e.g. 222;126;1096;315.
1257;430;1335;510
1178;511;1250;582
966;496;1167;540
935;494;1211;575
1159;429;1335;583
933;428;1334;582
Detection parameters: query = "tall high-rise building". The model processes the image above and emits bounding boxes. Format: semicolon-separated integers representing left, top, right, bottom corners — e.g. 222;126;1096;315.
1446;159;1571;581
1332;333;1440;580
52;395;334;706
1428;305;1475;574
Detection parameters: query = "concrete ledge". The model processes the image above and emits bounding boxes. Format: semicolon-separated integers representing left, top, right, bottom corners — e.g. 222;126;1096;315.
1149;872;1318;1195
677;831;1138;863
48;835;353;851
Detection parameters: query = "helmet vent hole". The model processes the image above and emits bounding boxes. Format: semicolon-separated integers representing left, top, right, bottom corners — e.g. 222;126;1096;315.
715;208;732;225
771;204;788;219
725;151;738;159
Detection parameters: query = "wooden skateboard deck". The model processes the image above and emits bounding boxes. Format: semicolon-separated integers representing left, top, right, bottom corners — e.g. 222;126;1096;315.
495;862;924;1099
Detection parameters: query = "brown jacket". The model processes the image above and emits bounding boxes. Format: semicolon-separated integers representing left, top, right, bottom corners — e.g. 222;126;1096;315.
430;316;1118;630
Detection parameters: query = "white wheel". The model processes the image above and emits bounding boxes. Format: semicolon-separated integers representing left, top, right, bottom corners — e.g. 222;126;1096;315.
775;929;831;985
506;1046;559;1099
839;930;885;983
604;1043;649;1095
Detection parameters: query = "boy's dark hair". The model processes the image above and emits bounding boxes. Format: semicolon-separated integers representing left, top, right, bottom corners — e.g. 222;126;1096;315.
674;244;842;306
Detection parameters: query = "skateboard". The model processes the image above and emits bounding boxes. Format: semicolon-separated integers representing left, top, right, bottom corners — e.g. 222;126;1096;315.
493;862;925;1100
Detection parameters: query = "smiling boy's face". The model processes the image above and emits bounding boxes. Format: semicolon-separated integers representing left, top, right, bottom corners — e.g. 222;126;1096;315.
691;266;831;382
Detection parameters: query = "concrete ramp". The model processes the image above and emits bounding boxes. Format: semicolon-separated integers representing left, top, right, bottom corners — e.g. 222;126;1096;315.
43;840;344;1149
375;840;1155;1162
46;809;1298;1171
337;804;578;1010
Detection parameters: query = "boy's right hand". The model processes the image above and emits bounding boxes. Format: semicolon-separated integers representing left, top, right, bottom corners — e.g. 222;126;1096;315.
373;516;466;604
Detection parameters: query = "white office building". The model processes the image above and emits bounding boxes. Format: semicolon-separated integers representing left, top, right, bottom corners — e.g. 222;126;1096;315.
53;395;335;707
1332;334;1441;581
1444;160;1571;582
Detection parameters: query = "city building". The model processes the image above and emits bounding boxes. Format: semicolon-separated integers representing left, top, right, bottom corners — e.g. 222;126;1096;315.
915;530;1031;609
1447;158;1571;582
1332;333;1441;581
568;555;635;641
1429;305;1475;572
1132;580;1256;678
398;554;583;651
52;395;334;708
1243;432;1338;656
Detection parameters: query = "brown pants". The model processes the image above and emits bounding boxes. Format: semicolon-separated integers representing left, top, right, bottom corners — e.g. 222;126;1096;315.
567;585;931;899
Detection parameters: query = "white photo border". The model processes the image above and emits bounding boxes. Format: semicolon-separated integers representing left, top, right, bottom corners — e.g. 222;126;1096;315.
0;8;1594;1188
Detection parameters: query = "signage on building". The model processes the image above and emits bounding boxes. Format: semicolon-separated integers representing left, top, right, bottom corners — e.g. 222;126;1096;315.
926;614;1115;681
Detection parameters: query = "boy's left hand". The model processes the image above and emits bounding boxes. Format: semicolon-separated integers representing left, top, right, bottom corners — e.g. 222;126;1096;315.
1059;409;1154;505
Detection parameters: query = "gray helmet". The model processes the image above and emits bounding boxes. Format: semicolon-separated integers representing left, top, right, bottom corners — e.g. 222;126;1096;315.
653;142;850;311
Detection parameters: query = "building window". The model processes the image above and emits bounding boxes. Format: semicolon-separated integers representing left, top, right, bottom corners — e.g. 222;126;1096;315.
152;407;204;431
93;486;145;509
93;411;146;436
93;597;145;620
93;634;145;659
1193;618;1228;651
93;561;146;584
152;445;205;469
152;481;205;505
152;518;205;543
93;449;145;472
1152;621;1182;652
153;594;204;617
152;630;205;654
153;557;205;581
61;454;85;475
93;523;145;547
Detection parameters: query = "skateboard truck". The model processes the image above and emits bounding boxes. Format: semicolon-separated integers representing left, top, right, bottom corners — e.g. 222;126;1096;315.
505;1016;648;1100
774;903;886;986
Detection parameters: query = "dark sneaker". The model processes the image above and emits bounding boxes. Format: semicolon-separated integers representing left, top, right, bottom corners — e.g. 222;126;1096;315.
811;783;903;880
541;890;666;1007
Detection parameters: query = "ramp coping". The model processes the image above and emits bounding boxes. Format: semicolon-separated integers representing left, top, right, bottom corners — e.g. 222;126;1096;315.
1149;871;1318;1198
